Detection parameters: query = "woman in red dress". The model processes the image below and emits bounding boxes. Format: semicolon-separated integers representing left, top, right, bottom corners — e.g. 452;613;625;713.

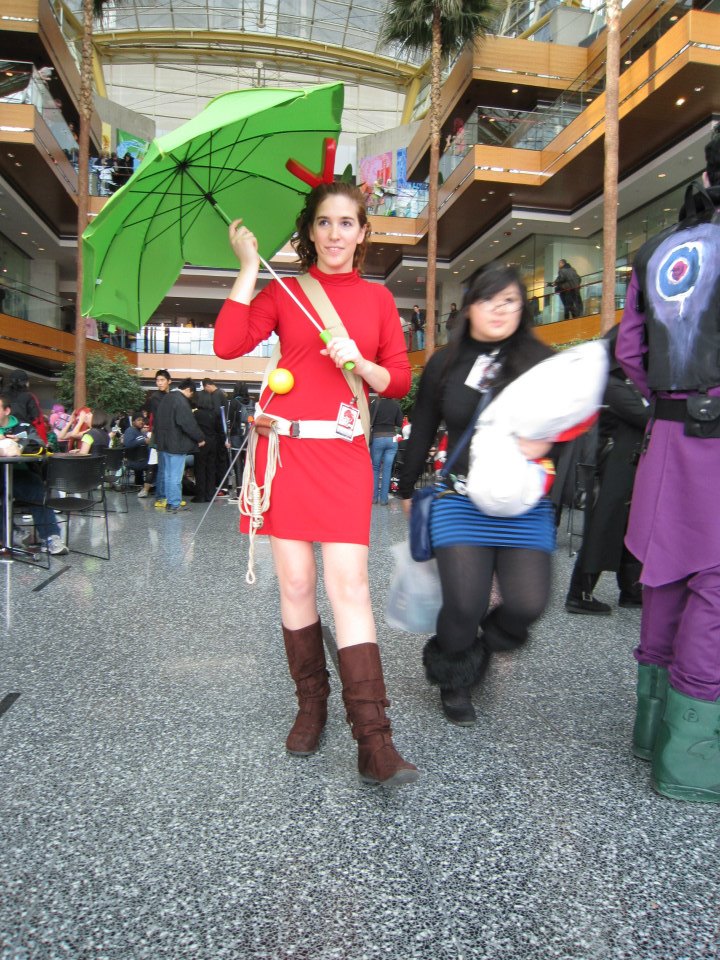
214;182;418;787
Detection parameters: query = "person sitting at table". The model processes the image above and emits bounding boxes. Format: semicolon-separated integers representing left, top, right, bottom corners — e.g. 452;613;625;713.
124;411;152;497
55;406;93;451
69;410;111;456
0;394;68;555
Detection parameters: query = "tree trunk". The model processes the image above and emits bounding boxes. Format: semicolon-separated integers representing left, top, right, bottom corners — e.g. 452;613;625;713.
424;4;442;360
601;0;621;335
74;0;95;408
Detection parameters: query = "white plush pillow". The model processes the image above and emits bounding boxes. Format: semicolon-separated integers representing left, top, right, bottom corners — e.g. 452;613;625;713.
467;341;608;517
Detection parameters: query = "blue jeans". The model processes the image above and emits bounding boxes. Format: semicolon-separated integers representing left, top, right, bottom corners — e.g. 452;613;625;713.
12;469;61;540
415;329;425;350
160;452;186;508
371;436;398;504
154;450;165;500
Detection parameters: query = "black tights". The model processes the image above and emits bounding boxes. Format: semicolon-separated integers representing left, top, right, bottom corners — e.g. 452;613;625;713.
434;545;552;654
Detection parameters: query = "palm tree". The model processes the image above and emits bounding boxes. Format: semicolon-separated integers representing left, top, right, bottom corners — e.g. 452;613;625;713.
74;0;110;408
600;0;621;334
381;0;494;360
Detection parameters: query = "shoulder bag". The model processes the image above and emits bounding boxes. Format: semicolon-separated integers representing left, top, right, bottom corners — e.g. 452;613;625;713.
409;391;493;562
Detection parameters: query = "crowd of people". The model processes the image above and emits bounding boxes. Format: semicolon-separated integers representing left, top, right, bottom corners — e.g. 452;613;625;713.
0;366;257;553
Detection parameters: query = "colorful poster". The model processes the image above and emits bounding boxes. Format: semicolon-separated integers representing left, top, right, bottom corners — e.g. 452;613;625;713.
358;151;392;193
101;121;112;156
117;129;150;167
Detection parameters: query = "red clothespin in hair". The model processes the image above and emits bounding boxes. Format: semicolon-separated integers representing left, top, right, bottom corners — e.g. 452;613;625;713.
286;138;336;188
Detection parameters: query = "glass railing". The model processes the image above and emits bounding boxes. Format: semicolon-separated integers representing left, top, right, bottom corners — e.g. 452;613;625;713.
0;60;79;161
0;277;68;327
368;182;429;218
440;0;709;172
133;325;279;358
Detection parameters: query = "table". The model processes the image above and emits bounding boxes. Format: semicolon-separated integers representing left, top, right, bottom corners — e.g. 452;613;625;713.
0;454;47;562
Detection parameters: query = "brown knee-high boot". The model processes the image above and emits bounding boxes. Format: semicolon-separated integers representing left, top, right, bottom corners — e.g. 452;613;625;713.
283;619;330;756
337;642;419;787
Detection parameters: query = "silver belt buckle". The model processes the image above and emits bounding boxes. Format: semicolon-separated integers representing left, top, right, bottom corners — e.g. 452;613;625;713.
289;421;301;438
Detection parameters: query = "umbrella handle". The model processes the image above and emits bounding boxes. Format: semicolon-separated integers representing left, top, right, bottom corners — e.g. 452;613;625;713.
255;253;355;370
319;330;355;371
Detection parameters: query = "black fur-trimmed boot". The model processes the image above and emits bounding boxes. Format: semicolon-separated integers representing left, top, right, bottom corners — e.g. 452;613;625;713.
481;606;529;652
423;635;490;726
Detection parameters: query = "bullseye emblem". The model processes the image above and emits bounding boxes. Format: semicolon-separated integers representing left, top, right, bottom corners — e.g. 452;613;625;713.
657;241;701;301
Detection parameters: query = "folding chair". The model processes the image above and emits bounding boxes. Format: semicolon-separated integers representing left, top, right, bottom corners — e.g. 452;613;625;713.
103;447;128;513
43;455;110;560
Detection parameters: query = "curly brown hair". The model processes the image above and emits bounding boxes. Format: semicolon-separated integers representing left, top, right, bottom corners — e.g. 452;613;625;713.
291;182;371;273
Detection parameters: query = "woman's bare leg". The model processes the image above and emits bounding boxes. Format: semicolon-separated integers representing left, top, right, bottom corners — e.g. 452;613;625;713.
320;542;376;649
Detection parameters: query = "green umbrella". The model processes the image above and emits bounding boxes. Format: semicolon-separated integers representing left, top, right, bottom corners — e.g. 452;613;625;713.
81;82;343;332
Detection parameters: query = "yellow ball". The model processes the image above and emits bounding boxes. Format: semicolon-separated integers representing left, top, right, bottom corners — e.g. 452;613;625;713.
268;367;295;395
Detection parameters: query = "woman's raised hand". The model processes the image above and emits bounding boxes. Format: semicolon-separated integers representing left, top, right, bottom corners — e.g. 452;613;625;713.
229;219;259;270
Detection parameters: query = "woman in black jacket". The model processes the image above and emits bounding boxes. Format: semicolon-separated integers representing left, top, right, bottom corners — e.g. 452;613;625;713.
565;327;650;614
398;263;556;725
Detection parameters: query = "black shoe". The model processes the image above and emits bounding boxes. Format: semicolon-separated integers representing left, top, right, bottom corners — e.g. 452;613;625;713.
565;593;611;615
440;688;477;726
166;504;190;513
619;591;643;608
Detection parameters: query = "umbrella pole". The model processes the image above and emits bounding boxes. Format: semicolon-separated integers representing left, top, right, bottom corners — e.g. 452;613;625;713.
257;253;324;334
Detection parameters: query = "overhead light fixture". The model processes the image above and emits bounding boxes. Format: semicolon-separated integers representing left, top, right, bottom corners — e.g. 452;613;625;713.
694;86;704;92
20;230;28;236
573;226;581;231
511;88;518;94
658;172;667;178
675;97;686;107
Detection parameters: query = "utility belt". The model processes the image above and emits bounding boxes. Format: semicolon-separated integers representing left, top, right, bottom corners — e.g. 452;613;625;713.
253;414;364;440
653;395;720;439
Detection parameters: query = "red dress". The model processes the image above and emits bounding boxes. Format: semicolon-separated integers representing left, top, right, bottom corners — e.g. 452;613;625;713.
214;265;411;544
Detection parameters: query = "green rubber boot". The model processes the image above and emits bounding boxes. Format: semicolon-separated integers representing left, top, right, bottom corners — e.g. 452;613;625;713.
651;686;720;803
632;664;669;760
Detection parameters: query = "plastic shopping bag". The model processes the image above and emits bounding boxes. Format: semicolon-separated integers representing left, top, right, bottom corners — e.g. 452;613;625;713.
385;540;442;634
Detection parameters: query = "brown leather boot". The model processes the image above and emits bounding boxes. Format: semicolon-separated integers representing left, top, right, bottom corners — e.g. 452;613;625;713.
337;642;419;787
283;619;330;756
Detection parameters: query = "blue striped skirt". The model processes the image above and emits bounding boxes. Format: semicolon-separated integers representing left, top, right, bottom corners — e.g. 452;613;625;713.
430;487;556;553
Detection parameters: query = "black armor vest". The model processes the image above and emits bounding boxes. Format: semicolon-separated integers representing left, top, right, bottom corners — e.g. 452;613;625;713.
633;183;720;392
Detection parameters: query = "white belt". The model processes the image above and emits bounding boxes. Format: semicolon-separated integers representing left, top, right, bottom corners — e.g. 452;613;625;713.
258;415;364;440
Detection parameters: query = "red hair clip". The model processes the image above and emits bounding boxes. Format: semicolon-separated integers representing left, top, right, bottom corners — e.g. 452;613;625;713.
286;138;336;188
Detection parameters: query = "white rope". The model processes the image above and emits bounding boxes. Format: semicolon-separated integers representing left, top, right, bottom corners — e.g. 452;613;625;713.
239;410;282;584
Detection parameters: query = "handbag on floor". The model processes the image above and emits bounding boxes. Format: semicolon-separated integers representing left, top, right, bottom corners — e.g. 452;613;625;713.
409;391;493;562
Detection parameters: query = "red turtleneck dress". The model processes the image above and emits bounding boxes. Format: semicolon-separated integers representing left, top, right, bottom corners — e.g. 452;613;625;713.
214;266;411;544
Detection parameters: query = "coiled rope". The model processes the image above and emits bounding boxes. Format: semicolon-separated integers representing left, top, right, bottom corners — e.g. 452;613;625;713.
239;415;282;584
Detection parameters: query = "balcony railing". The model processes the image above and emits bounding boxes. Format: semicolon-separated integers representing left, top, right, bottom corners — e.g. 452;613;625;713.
133;325;278;358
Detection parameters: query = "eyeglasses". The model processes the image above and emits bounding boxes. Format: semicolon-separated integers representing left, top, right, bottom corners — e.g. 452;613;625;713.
477;296;523;313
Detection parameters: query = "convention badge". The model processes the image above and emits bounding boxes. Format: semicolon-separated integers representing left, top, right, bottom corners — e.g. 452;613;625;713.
335;402;359;441
465;350;501;392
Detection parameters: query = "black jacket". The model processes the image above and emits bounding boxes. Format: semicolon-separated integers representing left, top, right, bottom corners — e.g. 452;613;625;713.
370;397;403;437
154;390;204;454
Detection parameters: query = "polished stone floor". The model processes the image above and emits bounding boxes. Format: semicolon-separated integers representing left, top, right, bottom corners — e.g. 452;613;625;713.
1;494;718;960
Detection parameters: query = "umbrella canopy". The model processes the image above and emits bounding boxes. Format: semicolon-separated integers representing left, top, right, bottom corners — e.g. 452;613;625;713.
81;82;343;332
